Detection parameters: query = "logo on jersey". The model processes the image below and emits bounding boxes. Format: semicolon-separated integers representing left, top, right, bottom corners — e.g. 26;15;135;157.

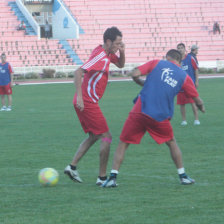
0;68;6;74
161;68;178;88
181;64;188;71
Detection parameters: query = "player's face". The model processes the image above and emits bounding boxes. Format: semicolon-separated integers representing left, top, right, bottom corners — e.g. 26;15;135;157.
108;36;122;54
193;49;198;54
1;55;6;63
177;45;185;56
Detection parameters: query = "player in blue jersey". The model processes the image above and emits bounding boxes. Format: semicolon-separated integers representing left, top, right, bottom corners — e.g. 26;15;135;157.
102;49;205;187
0;53;14;111
177;43;200;126
189;44;199;65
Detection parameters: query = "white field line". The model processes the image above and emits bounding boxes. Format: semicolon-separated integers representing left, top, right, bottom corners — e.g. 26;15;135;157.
15;75;224;86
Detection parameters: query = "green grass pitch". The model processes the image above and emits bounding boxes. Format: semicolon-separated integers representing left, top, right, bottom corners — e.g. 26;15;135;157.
0;78;224;224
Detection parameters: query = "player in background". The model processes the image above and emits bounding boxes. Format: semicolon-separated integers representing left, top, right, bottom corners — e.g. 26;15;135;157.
189;44;199;66
177;43;200;126
0;53;14;111
102;49;205;188
64;27;125;185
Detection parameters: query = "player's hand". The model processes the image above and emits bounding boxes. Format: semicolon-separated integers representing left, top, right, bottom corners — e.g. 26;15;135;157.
196;103;205;113
118;42;125;53
10;82;14;88
76;97;84;111
195;81;199;88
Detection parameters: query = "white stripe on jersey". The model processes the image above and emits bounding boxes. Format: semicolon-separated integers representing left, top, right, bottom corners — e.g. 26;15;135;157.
87;72;99;103
87;58;109;103
82;51;106;70
92;72;103;101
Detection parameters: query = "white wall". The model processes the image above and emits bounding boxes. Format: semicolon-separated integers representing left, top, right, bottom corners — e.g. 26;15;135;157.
52;0;79;39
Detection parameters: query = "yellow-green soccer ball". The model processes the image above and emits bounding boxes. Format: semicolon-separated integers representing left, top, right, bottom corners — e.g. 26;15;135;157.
38;168;59;186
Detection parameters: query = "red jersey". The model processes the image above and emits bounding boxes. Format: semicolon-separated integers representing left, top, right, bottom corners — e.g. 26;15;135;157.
80;45;118;103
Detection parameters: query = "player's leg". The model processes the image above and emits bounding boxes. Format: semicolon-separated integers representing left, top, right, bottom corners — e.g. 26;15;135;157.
103;113;145;187
180;104;187;125
166;138;195;185
102;141;130;187
177;93;187;125
8;94;12;106
94;131;113;185
191;102;200;125
64;132;99;183
112;141;130;171
99;131;112;177
0;94;6;111
72;132;99;166
166;138;183;169
6;94;12;111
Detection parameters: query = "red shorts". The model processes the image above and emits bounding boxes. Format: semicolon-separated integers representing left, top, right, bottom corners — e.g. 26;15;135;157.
73;95;109;135
120;112;173;144
0;83;12;95
177;92;194;105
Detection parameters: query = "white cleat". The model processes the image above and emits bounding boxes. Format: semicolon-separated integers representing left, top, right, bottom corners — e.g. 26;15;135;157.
0;106;7;111
96;177;107;186
64;165;83;183
179;174;195;185
181;120;187;126
102;178;117;188
194;120;200;125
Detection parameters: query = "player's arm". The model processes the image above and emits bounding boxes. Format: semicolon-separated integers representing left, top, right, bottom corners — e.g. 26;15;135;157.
9;64;14;87
131;68;145;86
10;72;14;87
74;67;85;111
194;68;199;88
182;75;205;113
191;57;199;88
114;42;125;68
130;60;160;86
194;96;205;112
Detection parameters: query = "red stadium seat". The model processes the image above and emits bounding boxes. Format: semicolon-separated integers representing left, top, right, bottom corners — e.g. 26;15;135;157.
1;0;224;68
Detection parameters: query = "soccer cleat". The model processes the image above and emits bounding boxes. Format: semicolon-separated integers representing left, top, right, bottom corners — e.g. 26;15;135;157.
0;106;7;111
6;107;12;111
179;173;195;185
96;177;107;186
194;120;200;125
64;165;83;183
102;177;117;188
181;120;187;126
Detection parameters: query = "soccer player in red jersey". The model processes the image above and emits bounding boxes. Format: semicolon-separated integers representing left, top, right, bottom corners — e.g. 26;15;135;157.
0;53;14;111
103;49;205;187
177;43;200;126
64;27;125;185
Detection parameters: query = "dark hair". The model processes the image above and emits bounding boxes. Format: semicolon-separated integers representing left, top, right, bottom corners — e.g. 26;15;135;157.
103;27;122;43
1;52;6;57
166;49;182;63
177;43;185;49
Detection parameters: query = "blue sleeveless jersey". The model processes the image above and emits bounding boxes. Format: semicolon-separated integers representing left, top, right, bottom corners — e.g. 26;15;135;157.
0;63;11;85
181;54;196;83
139;60;187;121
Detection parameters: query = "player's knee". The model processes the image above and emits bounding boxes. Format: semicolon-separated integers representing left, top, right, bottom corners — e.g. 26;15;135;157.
101;133;112;144
88;132;99;143
166;138;175;146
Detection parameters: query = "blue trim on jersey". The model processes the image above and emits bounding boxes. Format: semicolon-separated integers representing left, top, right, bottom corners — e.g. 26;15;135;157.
0;63;11;85
139;60;187;122
181;54;196;83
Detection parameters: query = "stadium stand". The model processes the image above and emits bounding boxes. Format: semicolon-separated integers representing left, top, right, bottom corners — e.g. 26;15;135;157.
64;0;224;64
0;0;223;71
0;0;73;68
